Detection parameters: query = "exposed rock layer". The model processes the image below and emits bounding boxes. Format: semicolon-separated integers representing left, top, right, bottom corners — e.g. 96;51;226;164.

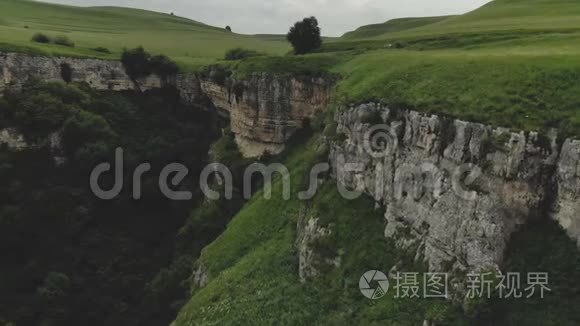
0;52;334;157
329;103;578;298
197;73;333;157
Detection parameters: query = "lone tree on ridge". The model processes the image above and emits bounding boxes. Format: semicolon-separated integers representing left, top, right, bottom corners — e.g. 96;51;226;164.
286;16;322;55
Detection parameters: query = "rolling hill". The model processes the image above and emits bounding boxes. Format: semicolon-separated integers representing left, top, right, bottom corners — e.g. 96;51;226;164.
0;0;290;68
340;16;453;40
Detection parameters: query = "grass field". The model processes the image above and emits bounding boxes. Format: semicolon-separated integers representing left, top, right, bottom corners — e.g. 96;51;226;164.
340;16;454;40
336;0;580;42
0;0;290;68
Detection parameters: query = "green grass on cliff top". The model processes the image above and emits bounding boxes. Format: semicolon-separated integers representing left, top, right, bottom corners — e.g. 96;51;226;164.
2;0;580;136
0;0;289;68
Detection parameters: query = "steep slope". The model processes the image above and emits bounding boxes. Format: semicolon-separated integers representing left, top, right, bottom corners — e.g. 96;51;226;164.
172;136;469;325
340;16;453;40
0;0;289;67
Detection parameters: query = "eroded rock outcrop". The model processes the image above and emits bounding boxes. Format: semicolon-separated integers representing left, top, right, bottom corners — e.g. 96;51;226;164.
295;207;341;283
0;52;162;92
553;139;580;245
329;103;576;300
198;72;333;157
0;127;27;150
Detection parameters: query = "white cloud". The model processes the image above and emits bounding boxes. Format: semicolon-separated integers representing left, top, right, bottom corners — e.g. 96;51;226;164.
40;0;491;36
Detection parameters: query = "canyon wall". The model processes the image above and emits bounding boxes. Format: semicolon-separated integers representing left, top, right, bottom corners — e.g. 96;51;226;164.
0;52;334;157
196;72;333;157
0;52;161;92
329;103;579;300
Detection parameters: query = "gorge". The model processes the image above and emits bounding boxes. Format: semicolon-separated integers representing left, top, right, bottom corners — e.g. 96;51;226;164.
1;51;580;324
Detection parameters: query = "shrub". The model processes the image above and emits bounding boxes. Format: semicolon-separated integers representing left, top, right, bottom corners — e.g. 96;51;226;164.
53;35;75;47
121;48;179;80
60;63;73;83
121;46;152;80
150;55;179;77
31;33;51;44
63;110;115;157
15;93;74;135
224;48;261;61
37;272;71;299
91;47;111;54
208;66;230;86
286;16;322;55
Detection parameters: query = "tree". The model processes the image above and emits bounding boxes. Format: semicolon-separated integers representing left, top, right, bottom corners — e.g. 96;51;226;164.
225;26;232;32
121;46;152;80
150;55;179;78
121;47;179;82
286;16;322;55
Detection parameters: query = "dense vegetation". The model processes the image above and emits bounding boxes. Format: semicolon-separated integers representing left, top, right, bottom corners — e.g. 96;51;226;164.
0;81;229;326
121;47;179;81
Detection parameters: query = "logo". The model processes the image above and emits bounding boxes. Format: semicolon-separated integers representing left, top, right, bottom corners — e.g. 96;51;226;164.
359;270;389;300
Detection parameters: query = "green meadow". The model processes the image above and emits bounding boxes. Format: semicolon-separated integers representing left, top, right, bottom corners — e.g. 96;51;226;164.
0;0;290;68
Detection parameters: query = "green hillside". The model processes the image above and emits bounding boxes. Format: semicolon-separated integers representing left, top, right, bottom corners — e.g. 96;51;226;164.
0;0;289;68
324;0;580;55
340;16;453;40
413;0;580;35
352;0;580;41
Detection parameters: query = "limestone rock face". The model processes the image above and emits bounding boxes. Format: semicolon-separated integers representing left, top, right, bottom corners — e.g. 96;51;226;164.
329;103;567;299
0;52;161;92
553;139;580;245
295;208;340;283
191;262;209;289
198;72;333;157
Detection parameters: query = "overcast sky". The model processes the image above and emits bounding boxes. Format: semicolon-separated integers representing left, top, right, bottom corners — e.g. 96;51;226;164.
42;0;492;36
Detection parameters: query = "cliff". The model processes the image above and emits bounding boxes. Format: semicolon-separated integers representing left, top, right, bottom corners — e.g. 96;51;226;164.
329;103;580;300
0;52;161;92
197;71;333;157
0;52;334;158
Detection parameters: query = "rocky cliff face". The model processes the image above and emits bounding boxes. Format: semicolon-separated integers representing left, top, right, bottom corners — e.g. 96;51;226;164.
0;52;334;158
0;52;162;92
329;103;578;300
553;139;580;245
197;72;333;157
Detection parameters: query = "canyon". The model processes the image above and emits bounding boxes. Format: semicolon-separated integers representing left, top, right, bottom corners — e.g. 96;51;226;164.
1;51;579;302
